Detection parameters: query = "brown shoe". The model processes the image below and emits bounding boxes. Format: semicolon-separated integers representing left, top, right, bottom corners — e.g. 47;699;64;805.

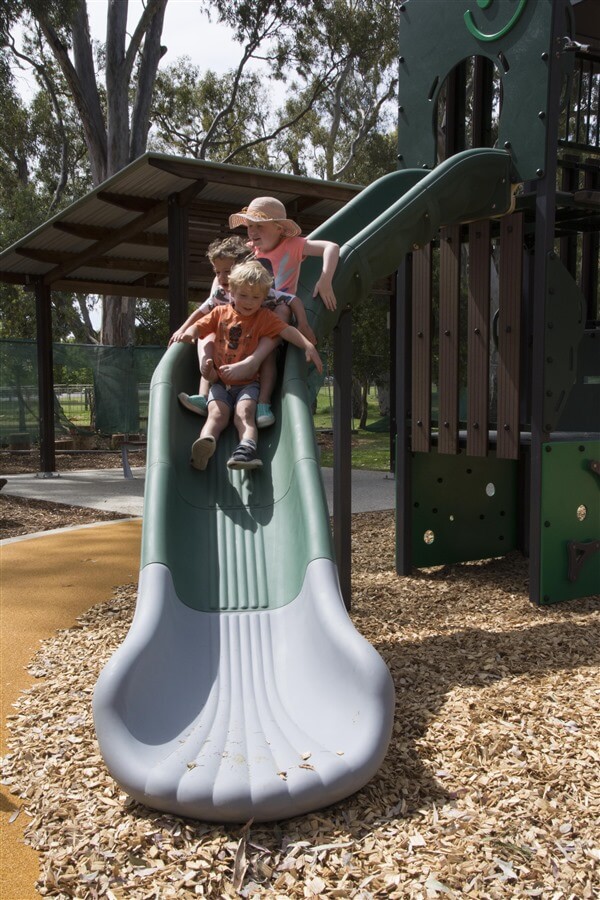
191;435;216;470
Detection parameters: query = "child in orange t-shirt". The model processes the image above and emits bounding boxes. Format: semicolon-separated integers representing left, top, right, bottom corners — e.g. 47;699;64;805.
178;260;322;471
171;234;314;429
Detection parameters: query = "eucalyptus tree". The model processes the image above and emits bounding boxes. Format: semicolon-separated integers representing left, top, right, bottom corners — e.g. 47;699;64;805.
0;55;97;342
3;0;169;345
3;0;402;347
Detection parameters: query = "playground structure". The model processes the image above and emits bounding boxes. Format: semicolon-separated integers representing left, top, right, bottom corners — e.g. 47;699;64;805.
388;0;599;606
327;0;598;607
0;0;598;821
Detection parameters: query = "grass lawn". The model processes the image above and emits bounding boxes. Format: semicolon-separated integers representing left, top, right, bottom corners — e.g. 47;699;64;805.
313;383;392;472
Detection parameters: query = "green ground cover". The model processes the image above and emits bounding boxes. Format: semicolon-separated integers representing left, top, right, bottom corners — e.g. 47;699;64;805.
314;383;392;472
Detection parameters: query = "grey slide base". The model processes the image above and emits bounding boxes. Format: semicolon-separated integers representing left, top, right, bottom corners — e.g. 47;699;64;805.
93;560;395;823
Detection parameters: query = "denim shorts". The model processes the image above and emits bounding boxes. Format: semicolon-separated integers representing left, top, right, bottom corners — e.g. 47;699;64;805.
209;380;260;411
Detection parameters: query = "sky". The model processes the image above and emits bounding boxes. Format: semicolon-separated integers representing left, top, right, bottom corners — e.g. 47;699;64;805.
12;0;268;99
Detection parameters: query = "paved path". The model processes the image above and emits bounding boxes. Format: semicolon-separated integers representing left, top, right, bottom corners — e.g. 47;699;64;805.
2;467;396;517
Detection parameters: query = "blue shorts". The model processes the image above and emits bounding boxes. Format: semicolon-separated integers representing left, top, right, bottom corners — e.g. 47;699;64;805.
209;380;260;412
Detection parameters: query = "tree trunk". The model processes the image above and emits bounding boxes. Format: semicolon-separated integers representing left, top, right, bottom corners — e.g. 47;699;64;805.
106;0;131;173
101;295;137;346
359;380;369;430
351;376;363;422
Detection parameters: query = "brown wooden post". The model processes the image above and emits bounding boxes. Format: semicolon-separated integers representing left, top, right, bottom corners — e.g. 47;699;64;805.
438;225;461;454
467;221;491;457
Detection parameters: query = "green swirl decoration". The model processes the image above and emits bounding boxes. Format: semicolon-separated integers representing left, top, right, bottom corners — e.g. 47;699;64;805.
464;0;528;42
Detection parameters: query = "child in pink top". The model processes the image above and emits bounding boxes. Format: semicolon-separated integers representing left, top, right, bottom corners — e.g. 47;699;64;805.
229;196;339;309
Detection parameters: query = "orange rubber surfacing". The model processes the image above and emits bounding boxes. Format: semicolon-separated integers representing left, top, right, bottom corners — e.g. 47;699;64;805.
0;519;142;900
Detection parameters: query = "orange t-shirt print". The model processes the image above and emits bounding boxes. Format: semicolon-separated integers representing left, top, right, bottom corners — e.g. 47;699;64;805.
197;304;286;385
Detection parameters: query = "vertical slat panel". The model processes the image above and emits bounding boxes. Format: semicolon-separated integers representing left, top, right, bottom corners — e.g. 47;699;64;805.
438;226;461;454
411;244;432;452
497;213;524;460
467;221;491;457
582;157;599;323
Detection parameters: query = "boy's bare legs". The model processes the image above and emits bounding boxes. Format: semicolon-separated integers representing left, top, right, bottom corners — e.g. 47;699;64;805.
227;399;262;470
233;399;258;447
191;400;229;470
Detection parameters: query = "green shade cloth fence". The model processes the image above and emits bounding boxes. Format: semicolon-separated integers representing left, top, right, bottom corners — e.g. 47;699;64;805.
0;339;165;443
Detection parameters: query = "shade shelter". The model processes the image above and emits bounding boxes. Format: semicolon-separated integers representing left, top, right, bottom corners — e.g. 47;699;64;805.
0;154;361;472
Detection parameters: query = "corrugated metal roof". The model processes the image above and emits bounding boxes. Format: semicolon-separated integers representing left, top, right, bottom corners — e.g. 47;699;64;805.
0;153;361;298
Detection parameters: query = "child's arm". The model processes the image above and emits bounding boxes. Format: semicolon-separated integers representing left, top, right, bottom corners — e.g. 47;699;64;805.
303;239;340;312
280;324;323;374
288;296;317;345
177;323;201;343
168;305;210;345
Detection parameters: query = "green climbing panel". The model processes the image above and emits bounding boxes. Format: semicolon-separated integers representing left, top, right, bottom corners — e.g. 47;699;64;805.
539;440;600;604
410;449;518;568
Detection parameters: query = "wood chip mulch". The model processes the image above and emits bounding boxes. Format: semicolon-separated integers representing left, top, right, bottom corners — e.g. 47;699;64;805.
2;511;599;899
0;495;128;538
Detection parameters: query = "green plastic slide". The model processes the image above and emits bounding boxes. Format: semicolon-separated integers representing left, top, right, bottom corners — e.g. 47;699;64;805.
94;149;513;822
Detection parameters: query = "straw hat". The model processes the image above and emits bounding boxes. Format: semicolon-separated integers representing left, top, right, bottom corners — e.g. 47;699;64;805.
229;197;302;238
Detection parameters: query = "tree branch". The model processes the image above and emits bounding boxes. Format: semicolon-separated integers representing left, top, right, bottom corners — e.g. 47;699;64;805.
332;77;397;181
130;0;168;160
220;68;335;163
7;30;69;209
38;1;107;184
199;11;282;157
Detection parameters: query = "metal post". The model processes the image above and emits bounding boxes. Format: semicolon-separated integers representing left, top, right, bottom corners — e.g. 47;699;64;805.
333;308;352;610
395;258;412;574
389;290;396;474
529;1;564;602
168;194;190;336
35;279;56;475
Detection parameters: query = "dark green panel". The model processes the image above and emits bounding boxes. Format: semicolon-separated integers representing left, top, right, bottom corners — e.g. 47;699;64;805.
539;440;600;604
410;449;518;568
557;331;600;433
543;254;587;433
398;0;565;182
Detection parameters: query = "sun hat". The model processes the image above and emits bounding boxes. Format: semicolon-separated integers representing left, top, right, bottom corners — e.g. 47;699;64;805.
229;197;302;238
